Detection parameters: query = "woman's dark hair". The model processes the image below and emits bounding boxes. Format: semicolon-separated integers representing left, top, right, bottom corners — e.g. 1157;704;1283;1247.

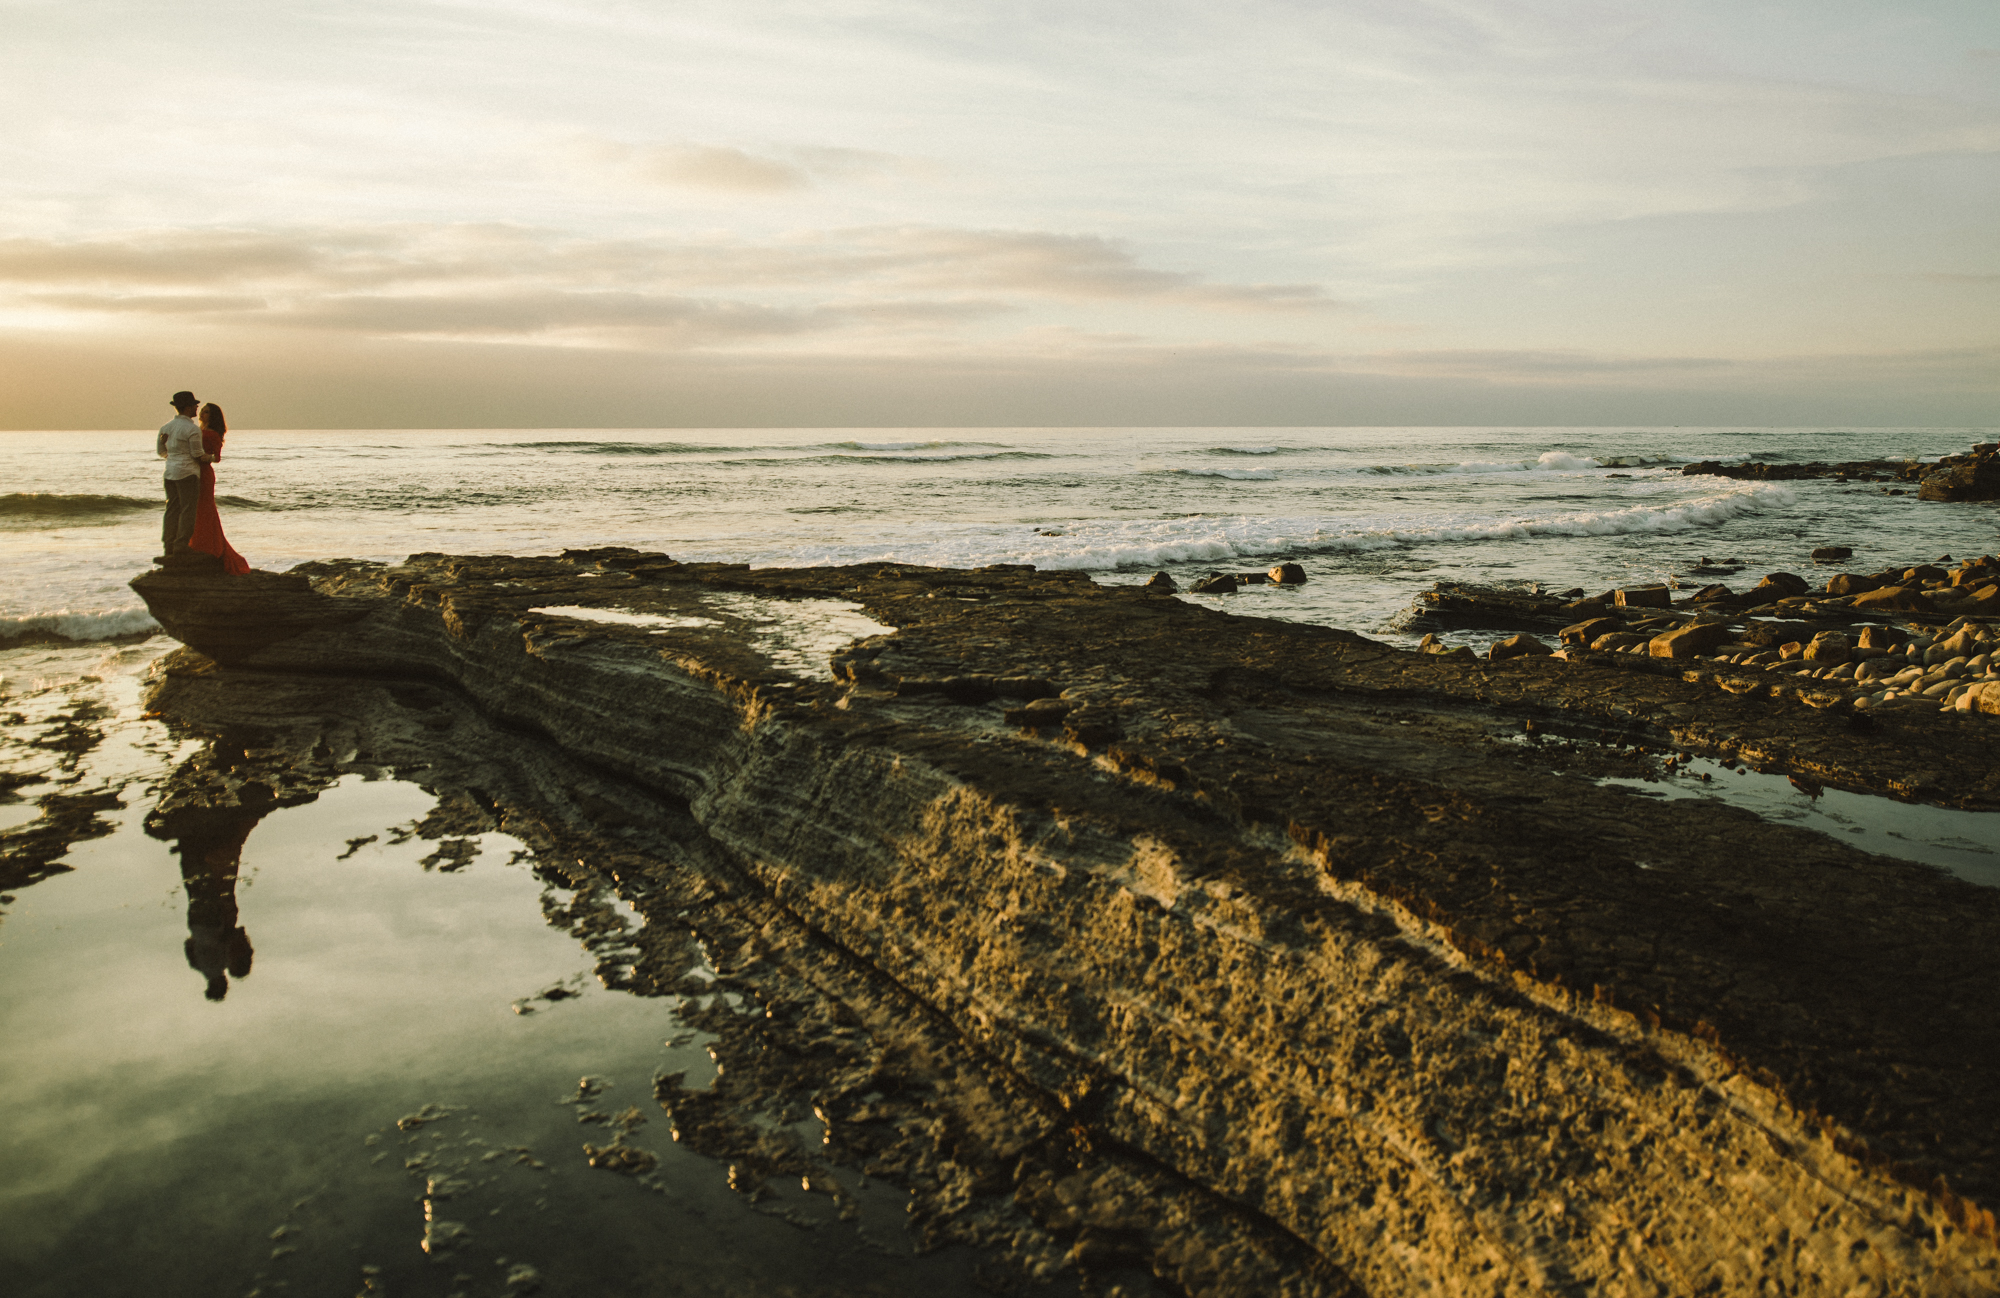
199;403;227;437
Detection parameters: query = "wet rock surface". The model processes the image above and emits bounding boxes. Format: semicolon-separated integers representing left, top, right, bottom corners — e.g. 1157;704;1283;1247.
1917;444;2000;502
1681;441;2000;502
128;548;2000;1296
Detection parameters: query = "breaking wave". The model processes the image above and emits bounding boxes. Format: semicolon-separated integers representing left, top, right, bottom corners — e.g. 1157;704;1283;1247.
1159;467;1279;480
513;441;748;455
824;440;1008;452
795;451;1056;465
0;493;157;519
1358;451;1679;475
762;483;1795;573
0;606;161;645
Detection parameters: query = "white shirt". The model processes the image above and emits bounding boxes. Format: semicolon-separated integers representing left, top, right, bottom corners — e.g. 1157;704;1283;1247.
158;417;204;480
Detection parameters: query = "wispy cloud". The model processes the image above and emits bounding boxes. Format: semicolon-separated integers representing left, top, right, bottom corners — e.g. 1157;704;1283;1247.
624;144;813;193
0;223;1342;348
580;138;941;194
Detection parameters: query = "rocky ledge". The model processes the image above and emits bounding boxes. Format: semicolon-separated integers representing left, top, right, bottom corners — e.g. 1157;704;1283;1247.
1679;441;2000;500
129;551;2000;1296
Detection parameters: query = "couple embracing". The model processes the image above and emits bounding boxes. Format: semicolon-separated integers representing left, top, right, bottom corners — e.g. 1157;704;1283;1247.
157;390;249;575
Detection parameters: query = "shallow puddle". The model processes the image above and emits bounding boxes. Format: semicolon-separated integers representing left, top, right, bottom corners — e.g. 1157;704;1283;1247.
693;592;895;680
0;644;1007;1298
528;604;720;631
1598;757;2000;888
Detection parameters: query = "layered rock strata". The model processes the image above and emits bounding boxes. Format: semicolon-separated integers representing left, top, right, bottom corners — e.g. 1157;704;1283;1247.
130;551;2000;1296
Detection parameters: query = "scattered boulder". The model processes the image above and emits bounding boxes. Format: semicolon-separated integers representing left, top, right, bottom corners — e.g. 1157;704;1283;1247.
1811;546;1853;561
1755;572;1810;598
1488;633;1552;661
1614;586;1672;609
1267;562;1308;585
1743;619;1814;647
1857;625;1907;650
1686;584;1737;604
1778;641;1806;661
1804;632;1853;665
1190;574;1238;595
1650;622;1732;659
1560;617;1622;647
1903;565;1949;585
1964;586;2000;611
1590;632;1652;652
1236;571;1270;585
1851;585;1936;614
1145;572;1178;593
1932;628;1982;661
1825;573;1882;597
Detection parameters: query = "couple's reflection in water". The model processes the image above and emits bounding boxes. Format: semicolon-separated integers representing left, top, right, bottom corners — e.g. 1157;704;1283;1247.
146;740;281;1002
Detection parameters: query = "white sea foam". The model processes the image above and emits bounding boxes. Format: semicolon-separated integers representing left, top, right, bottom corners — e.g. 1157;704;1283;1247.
697;592;895;679
0;606;161;644
528;606;718;630
760;482;1795;574
825;440;1003;452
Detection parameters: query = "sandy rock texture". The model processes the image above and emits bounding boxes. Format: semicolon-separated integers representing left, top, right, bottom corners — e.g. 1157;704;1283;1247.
130;550;2000;1296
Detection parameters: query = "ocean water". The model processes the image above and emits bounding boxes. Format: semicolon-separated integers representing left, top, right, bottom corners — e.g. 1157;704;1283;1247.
5;427;2000;1294
5;425;1999;653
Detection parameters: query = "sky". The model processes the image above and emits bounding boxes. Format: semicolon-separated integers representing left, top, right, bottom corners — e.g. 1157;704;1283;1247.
3;0;1996;428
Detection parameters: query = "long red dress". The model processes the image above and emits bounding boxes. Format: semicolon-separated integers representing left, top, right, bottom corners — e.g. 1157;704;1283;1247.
188;428;250;575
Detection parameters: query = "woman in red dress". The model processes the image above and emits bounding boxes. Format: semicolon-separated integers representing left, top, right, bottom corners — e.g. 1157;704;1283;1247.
188;403;250;575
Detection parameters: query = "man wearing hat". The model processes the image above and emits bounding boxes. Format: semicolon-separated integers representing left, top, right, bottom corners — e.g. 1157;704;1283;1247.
156;390;210;557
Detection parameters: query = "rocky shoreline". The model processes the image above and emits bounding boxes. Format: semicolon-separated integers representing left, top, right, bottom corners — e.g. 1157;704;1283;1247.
126;549;2000;1296
1679;440;2000;501
1403;553;2000;733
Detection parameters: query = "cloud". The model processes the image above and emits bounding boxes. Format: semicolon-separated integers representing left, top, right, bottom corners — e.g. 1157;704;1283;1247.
864;230;1339;310
25;292;272;315
581;139;940;194
635;145;813;193
0;223;1342;351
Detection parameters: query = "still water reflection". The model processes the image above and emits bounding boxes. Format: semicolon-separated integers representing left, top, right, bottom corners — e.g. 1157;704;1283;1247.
158;796;260;1001
0;644;998;1298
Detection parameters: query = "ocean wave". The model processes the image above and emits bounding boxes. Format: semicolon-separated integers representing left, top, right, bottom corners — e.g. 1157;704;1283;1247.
1200;445;1290;456
824;439;1007;452
800;451;1056;465
765;483;1793;574
513;440;747;455
1358;451;1679;476
0;606;162;645
1159;467;1279;480
0;492;157;519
